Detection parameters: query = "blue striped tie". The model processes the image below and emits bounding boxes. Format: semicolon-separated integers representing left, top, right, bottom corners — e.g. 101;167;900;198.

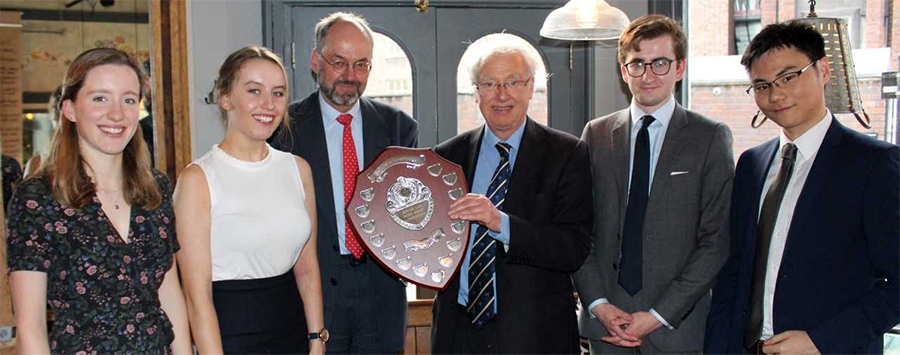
467;142;511;328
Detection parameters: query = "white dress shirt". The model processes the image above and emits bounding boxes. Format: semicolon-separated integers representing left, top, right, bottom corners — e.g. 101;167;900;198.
319;95;364;255
759;111;832;340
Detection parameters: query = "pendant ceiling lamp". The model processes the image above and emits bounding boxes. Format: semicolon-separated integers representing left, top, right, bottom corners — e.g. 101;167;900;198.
540;0;630;41
796;0;871;128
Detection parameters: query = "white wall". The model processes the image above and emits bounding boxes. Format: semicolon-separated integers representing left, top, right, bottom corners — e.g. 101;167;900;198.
592;0;649;119
187;0;263;160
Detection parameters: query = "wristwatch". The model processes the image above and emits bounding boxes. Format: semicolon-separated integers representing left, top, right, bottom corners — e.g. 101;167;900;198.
308;328;329;343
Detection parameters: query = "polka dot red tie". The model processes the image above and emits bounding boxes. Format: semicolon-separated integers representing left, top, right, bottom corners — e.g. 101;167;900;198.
337;113;364;258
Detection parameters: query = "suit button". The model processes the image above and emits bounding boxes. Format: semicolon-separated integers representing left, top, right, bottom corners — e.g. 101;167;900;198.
617;234;621;240
330;278;337;286
646;234;652;240
612;263;618;270
332;245;339;252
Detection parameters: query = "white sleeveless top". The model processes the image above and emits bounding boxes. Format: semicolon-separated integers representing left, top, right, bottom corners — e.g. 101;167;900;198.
192;144;312;281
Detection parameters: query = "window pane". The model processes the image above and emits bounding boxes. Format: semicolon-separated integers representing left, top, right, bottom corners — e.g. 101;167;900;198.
456;34;548;134
364;32;414;120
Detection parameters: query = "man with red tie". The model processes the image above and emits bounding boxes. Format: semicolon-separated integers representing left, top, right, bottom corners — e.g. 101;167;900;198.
270;12;418;354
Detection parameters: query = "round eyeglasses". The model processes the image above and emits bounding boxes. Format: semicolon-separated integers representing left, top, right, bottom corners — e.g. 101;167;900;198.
623;58;676;77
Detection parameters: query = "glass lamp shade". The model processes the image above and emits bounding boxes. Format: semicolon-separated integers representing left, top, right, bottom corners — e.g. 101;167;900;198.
540;0;630;41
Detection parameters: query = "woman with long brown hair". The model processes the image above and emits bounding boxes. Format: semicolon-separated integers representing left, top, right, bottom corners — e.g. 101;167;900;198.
175;45;324;354
6;47;191;354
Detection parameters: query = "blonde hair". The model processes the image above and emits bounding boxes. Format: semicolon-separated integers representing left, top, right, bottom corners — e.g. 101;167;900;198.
213;45;290;132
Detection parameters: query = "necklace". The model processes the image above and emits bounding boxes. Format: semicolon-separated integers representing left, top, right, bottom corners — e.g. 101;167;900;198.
98;189;124;210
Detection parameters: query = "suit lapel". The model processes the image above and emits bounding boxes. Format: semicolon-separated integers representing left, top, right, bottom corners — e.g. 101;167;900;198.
293;92;340;250
648;105;687;201
360;98;389;167
782;117;843;256
611;110;631;232
463;127;484;189
505;119;545;213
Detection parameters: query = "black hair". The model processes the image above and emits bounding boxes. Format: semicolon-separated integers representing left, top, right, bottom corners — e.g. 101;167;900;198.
741;20;825;72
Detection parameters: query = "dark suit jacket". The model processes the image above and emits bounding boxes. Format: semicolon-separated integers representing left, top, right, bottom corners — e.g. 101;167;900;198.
705;119;900;354
430;119;593;354
572;105;734;352
269;92;418;350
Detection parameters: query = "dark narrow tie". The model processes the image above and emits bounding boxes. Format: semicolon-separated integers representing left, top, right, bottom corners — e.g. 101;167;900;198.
743;143;798;349
467;142;512;328
619;115;655;296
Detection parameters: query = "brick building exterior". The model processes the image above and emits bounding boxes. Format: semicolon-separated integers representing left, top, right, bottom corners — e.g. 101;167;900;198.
687;0;897;158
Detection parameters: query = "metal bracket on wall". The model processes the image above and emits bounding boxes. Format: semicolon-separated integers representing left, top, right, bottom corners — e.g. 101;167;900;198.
0;326;15;342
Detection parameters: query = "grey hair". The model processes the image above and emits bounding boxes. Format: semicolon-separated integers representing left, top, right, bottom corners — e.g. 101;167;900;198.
467;33;541;83
313;12;374;51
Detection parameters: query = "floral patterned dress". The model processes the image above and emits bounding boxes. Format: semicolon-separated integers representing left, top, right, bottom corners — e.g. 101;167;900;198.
6;171;179;355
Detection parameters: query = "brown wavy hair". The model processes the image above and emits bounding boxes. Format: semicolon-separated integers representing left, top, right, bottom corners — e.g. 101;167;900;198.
42;47;161;210
618;14;687;65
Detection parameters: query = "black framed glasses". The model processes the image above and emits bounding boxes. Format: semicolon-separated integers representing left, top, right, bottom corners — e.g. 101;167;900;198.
474;77;533;97
745;59;820;96
623;58;676;77
315;49;373;74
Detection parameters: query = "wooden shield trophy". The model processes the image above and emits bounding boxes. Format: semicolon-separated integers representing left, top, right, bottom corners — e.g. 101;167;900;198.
346;147;469;290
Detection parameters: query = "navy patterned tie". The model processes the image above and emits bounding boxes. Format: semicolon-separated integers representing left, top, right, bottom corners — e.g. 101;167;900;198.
467;142;512;328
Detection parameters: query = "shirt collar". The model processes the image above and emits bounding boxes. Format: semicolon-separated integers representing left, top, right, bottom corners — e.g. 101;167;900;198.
483;119;526;153
778;109;832;161
630;94;675;129
319;93;362;124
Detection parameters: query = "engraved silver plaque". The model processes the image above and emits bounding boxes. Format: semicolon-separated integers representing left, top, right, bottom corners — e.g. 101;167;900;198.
442;172;458;186
385;177;434;231
431;270;445;283
381;245;397;260
427;163;443;177
370;233;385;247
397;256;411;271
438;254;454;268
355;204;370;218
451;221;465;234
360;187;374;202
413;263;428;278
447;237;462;252
360;220;376;234
448;188;463;200
403;229;445;252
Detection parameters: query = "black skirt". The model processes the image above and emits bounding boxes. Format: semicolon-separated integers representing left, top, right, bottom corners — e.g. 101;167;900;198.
213;271;309;354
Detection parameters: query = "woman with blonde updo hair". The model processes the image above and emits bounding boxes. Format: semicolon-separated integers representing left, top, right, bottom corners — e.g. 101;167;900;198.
175;45;324;354
6;47;191;355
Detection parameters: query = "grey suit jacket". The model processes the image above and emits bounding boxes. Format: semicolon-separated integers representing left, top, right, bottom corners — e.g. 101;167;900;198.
572;104;734;352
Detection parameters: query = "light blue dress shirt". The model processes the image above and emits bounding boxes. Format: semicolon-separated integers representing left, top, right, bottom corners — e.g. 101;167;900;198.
456;123;526;311
587;95;676;329
319;95;364;255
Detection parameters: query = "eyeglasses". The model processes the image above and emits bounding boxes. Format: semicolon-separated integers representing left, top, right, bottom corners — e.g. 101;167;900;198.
316;49;373;74
623;58;676;77
474;77;533;97
746;59;819;96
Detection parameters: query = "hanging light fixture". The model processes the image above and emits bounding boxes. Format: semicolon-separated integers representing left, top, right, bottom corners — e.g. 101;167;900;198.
796;0;871;128
540;0;630;41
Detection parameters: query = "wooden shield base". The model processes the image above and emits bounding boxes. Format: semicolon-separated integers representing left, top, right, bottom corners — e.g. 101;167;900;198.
346;147;469;290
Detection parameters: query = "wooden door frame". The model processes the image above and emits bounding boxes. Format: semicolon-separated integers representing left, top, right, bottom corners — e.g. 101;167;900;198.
0;3;193;352
150;0;193;182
